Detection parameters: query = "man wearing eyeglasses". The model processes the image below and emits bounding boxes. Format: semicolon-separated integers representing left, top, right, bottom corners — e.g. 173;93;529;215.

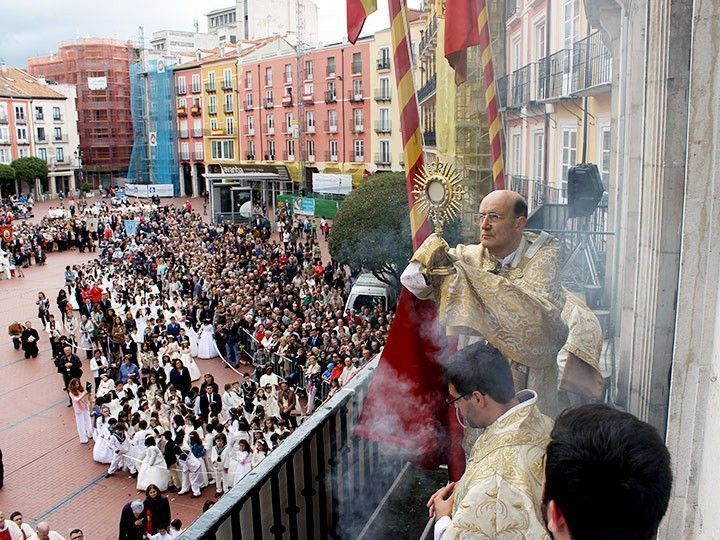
428;341;552;540
402;189;603;419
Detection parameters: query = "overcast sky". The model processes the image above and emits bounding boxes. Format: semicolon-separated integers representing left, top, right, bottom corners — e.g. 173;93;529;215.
1;0;422;68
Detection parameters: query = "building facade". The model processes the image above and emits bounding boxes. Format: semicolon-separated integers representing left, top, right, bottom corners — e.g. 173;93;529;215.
174;62;206;196
207;0;319;46
499;0;612;210
150;30;219;59
0;66;80;196
27;39;138;188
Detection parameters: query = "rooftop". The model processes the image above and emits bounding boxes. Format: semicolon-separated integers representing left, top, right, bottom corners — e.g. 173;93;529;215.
0;67;66;99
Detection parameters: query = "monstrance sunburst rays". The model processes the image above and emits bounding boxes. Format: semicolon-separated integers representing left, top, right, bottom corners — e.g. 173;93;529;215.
411;160;466;236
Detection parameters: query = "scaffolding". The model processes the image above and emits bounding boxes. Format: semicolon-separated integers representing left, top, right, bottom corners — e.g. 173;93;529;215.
128;59;179;194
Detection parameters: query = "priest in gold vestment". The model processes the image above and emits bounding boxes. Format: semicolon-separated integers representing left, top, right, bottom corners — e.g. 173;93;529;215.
429;341;552;539
401;190;604;417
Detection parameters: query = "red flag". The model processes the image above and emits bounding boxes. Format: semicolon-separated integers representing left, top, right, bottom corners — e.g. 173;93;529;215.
444;0;482;84
347;0;378;44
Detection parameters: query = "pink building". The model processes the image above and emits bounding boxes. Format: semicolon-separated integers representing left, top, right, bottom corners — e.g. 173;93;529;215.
0;95;32;166
174;62;205;196
239;37;372;185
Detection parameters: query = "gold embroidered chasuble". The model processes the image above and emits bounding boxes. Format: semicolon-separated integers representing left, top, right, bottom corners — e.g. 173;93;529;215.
443;391;553;539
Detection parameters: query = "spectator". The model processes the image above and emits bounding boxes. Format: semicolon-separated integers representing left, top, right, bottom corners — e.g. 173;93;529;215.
9;512;34;538
27;521;65;540
118;500;145;540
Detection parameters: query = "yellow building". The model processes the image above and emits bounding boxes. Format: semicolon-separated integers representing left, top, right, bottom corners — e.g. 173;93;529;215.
201;53;241;174
369;9;423;174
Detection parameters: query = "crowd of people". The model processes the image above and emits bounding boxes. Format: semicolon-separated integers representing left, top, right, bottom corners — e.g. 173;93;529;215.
3;196;391;538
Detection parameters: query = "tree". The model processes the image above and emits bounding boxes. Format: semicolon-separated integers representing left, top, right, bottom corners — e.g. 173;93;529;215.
11;156;47;193
329;173;413;293
0;164;15;196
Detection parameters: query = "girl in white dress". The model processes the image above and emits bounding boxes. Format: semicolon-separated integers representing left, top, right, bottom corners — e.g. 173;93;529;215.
93;410;115;463
251;439;269;468
230;439;253;486
135;308;147;344
137;436;169;491
196;321;219;359
184;325;199;357
165;337;181;360
180;341;201;381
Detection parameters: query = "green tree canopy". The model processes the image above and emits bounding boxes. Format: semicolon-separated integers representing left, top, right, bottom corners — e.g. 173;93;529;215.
0;163;15;192
11;156;48;183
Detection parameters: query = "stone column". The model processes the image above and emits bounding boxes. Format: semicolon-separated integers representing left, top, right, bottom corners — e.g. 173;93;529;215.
191;164;198;197
178;164;186;197
49;175;57;197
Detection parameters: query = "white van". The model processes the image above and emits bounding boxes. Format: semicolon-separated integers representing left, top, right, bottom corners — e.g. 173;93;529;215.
344;272;396;313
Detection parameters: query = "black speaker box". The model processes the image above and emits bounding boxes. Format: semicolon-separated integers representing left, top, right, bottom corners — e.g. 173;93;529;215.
568;164;605;217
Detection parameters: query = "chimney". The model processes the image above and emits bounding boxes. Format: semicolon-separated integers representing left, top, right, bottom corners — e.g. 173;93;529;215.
0;60;7;74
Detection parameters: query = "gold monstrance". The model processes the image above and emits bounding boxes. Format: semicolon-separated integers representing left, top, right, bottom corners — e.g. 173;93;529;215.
411;160;466;237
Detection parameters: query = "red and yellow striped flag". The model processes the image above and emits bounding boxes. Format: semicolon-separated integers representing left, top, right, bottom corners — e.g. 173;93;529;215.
356;0;465;480
444;0;505;189
347;0;378;44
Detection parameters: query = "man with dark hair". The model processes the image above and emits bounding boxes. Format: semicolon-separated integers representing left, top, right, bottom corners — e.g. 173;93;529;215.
428;341;553;539
542;404;672;540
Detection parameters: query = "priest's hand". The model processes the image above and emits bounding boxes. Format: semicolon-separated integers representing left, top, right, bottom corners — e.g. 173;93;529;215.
427;481;456;518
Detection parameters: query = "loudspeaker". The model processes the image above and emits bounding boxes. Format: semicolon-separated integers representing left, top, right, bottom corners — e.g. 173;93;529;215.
568;164;604;217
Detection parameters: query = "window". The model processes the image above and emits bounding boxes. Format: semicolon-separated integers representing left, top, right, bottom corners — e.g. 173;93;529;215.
180;142;190;159
265;89;273;106
208;71;216;90
211;140;234;160
195;142;204;159
380;77;391;98
247;116;255;132
511;132;522;174
285;113;293;133
354;139;364;160
36;127;46;141
179;120;188;137
267;114;274;130
19;148;28;158
208;95;217;114
35;106;44;120
511;35;522;72
267;140;276;158
330;140;338;160
15;105;25;121
0;148;10;164
245;92;253;108
265;67;273;86
38;147;47;161
287;139;295;158
563;0;580;50
17;127;27;141
178;98;187;109
327;81;336;100
599;124;611;186
226;117;234;135
353;108;363;130
193;119;202;137
305;60;313;80
534;19;546;62
177;76;187;94
328;109;337;129
211;118;218;130
307;140;315;160
326;56;336;77
223;68;232;89
532;131;545;179
379;108;390;131
306;111;315;129
304;83;313;96
248;140;255;158
55;147;64;162
352;52;362;75
224;93;234;113
561;127;578;201
353;79;363;97
379;140;390;163
0;104;7;121
192;74;201;93
284;64;292;84
379;46;390;69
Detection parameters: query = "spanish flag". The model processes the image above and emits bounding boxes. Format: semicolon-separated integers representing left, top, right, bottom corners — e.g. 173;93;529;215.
347;0;378;44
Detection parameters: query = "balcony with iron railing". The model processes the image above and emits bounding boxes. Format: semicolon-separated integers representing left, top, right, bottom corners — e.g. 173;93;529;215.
419;15;438;58
222;79;233;90
348;151;365;163
266;126;275;135
192;129;202;138
536;49;573;101
282;95;293;107
324;121;338;134
176;85;187;95
224;104;234;114
508;175;563;213
324;151;339;162
205;81;217;92
53;113;63;122
508;63;534;108
244;127;255;136
0;115;7;124
194;151;203;160
53;134;68;143
179;130;189;139
374;120;391;134
180;151;190;160
177;106;187;117
303;93;314;105
351;124;365;134
572;31;612;94
306;124;316;134
191;84;201;94
324;91;337;103
282;151;295;161
374;88;392;101
190;105;201;116
423;130;436;147
417;73;437;104
376;56;391;71
35;113;44;121
264;98;274;109
348;89;364;102
374;152;392;166
244;100;253;111
15;117;26;125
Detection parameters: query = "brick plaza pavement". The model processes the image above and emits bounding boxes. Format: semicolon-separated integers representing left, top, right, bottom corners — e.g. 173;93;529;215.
0;197;249;539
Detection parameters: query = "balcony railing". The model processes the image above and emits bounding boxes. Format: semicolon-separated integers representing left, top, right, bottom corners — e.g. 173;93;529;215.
0;115;7;124
224;104;234;114
266;126;275;135
53;114;63;122
194;151;203;160
324;151;339;162
419;15;438;57
537;49;573;101
324;121;338;133
177;107;187;117
264;99;274;109
282;95;293;107
306;124;316;134
222;79;233;90
190;105;201;116
417;73;437;104
508;175;563;213
374;121;391;134
374;88;392;101
35;114;44;121
351;124;364;133
244;101;254;111
192;129;202;138
176;86;187;95
179;356;404;540
180;152;190;160
245;127;255;136
179;131;189;139
208;106;217;115
303;94;314;104
423;131;436;147
15;117;26;125
53;134;68;143
282;151;295;161
324;91;337;103
374;152;392;165
351;61;362;75
348;151;364;163
205;82;217;92
509;63;534;108
376;57;390;71
191;84;201;94
348;90;364;102
572;31;612;93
